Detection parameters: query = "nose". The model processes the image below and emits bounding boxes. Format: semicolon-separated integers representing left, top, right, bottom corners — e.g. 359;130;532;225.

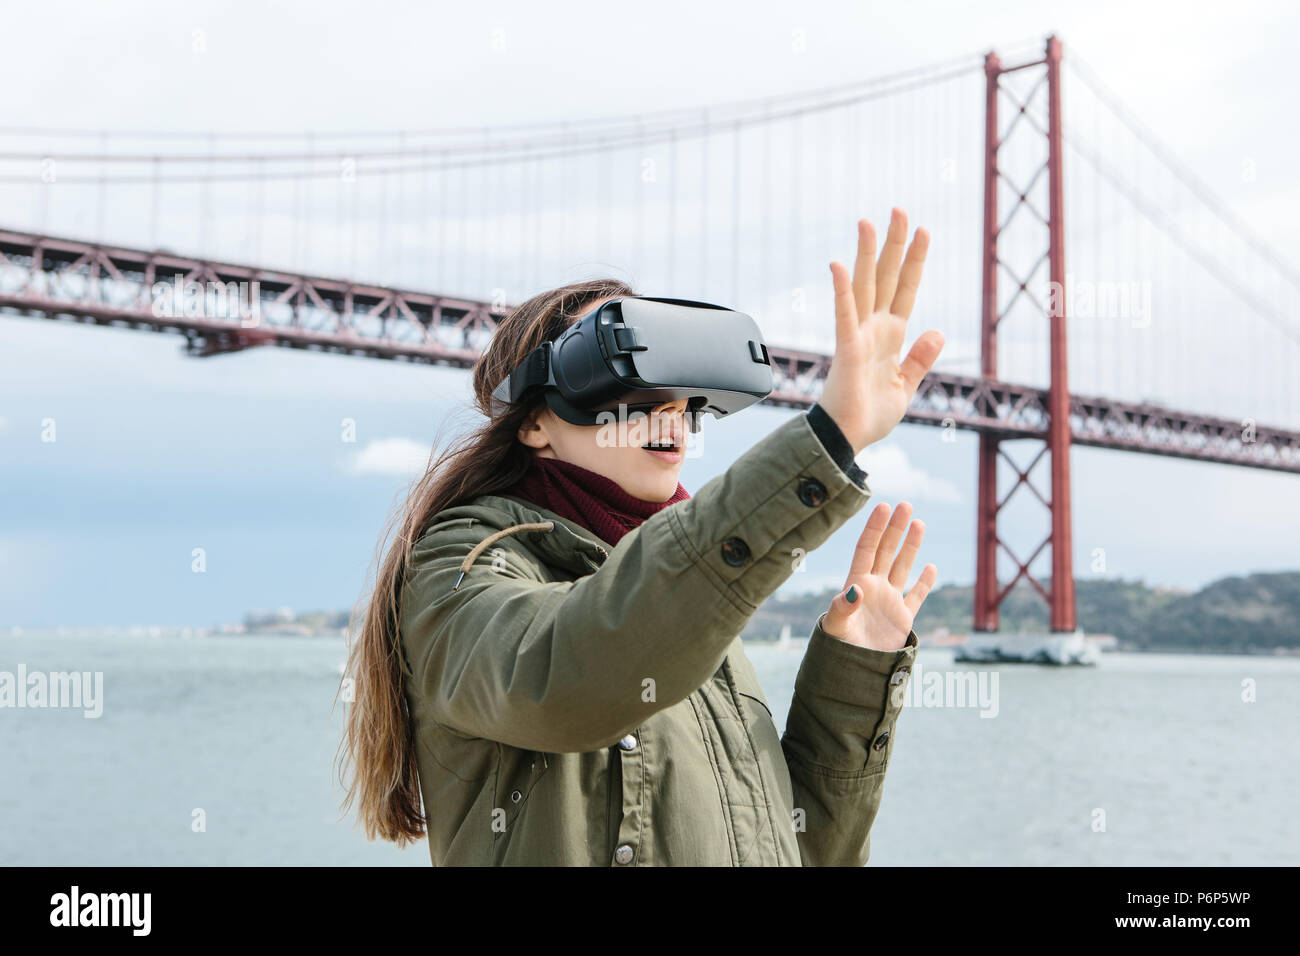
649;402;690;438
653;398;688;412
652;400;687;423
653;399;700;434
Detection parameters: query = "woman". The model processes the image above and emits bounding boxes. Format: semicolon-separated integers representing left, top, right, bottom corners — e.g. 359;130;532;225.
339;209;945;866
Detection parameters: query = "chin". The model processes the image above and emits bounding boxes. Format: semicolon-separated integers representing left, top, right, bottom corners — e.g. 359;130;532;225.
653;477;682;500
629;477;680;503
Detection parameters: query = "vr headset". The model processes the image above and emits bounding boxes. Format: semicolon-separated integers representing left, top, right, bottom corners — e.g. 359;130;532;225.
489;296;774;433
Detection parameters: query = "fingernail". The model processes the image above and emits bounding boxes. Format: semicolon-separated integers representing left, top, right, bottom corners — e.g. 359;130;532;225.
846;585;859;604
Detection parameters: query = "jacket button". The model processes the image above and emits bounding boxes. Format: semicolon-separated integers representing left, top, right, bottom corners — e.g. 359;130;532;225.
614;844;635;865
510;790;522;803
890;668;909;686
797;477;828;507
720;537;750;567
871;732;890;752
618;734;638;752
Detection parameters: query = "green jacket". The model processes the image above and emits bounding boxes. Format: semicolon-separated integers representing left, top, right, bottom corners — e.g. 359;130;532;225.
398;408;918;865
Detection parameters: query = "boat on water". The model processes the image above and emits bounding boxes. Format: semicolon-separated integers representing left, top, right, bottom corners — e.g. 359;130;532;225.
775;622;808;651
953;630;1101;666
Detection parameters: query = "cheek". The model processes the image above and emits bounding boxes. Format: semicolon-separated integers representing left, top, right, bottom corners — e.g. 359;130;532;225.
552;427;682;500
550;421;613;464
558;429;642;478
595;447;677;497
603;446;652;484
617;450;685;500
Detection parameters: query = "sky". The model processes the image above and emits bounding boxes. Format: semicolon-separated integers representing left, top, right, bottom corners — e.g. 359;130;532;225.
2;0;1299;629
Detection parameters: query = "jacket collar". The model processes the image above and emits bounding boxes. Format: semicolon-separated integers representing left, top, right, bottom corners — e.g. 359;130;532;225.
473;494;613;575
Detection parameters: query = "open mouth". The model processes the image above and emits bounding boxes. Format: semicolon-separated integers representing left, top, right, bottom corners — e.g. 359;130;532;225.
641;439;684;461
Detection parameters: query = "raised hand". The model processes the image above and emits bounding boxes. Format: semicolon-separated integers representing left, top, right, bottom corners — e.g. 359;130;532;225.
819;209;945;453
820;501;938;652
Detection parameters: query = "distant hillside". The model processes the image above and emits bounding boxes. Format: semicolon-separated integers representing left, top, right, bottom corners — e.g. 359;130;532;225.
742;571;1300;655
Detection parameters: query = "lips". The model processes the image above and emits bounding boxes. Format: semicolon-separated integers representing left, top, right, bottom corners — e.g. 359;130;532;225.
642;445;684;464
639;432;684;463
636;416;685;463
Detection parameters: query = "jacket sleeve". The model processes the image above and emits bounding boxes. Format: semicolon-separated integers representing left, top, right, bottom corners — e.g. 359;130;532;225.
782;611;917;866
804;402;868;489
398;409;874;754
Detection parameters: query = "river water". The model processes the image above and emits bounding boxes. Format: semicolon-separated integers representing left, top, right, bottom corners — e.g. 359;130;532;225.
2;631;1295;865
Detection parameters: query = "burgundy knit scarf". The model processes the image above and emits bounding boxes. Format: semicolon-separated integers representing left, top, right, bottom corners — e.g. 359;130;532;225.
504;454;690;547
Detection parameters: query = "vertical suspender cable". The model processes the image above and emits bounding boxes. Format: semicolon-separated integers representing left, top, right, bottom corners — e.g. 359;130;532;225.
700;107;708;298
668;127;677;291
731;117;740;307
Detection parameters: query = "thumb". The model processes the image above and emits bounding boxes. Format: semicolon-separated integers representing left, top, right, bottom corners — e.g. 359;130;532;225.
822;582;863;637
899;329;945;394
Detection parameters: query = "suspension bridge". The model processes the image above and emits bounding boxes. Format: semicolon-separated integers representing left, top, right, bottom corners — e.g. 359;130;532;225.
2;35;1297;637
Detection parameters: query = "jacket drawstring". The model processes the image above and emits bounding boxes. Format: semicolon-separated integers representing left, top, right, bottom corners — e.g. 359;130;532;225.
452;521;554;591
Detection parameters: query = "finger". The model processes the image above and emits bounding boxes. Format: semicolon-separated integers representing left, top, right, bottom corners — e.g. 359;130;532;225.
846;502;890;580
851;219;877;327
888;519;925;591
870;501;913;576
890;227;930;319
822;580;864;637
899;329;946;394
904;563;938;616
829;261;857;351
873;208;909;313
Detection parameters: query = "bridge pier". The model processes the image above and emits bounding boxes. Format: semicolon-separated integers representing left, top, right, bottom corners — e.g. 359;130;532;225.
975;35;1078;638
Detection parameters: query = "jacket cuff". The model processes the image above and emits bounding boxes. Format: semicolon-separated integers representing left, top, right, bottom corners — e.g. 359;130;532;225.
785;611;917;774
805;404;867;489
663;410;873;616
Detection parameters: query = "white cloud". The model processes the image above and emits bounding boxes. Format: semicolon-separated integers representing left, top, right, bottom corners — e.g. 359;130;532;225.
350;437;432;476
855;444;962;504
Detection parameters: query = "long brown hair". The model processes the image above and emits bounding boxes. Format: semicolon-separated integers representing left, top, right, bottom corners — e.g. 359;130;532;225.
335;277;636;846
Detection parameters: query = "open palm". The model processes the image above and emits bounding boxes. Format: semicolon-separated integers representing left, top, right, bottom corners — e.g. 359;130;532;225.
820;501;937;652
819;209;946;452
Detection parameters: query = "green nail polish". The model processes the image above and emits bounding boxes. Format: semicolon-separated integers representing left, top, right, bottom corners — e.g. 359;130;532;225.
846;585;859;604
